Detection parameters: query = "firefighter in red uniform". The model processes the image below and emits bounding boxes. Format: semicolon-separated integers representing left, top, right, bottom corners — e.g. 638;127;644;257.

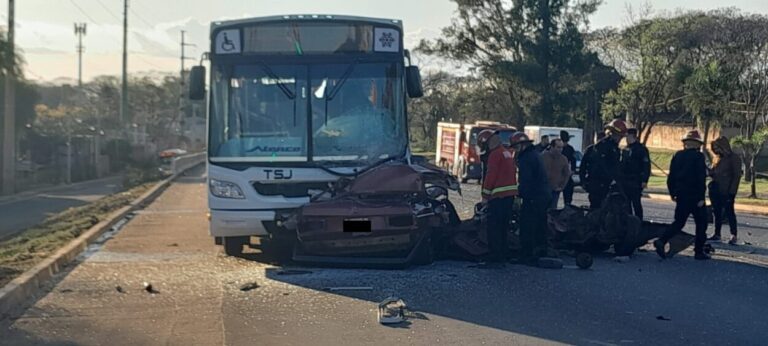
477;130;518;265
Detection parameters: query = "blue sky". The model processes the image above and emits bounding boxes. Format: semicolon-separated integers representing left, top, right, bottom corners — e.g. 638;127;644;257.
3;0;768;82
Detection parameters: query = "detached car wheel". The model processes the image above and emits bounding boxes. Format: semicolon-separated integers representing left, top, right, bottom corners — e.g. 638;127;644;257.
223;236;248;257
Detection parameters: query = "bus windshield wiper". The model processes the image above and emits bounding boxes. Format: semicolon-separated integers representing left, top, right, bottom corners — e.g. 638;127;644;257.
326;59;359;101
321;59;360;125
314;144;408;177
259;63;295;99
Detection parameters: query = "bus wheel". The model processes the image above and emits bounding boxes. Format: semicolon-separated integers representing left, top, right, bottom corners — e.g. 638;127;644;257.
223;236;248;257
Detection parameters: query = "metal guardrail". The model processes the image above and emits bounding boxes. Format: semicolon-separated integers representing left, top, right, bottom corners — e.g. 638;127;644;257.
169;152;206;174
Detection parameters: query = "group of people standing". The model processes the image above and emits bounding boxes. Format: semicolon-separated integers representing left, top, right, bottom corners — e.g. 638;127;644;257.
476;119;743;266
478;130;553;266
652;132;743;260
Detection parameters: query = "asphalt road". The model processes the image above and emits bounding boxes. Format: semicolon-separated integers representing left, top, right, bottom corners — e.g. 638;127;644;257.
3;168;768;345
0;177;123;240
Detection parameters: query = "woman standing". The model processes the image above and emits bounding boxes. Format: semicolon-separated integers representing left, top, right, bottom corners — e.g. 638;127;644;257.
708;136;743;245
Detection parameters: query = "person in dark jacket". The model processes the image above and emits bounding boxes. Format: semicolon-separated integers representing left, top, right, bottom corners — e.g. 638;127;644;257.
560;130;577;206
620;128;651;219
579;119;627;209
534;135;550;153
595;131;606;142
654;130;710;260
510;132;552;265
708;136;742;245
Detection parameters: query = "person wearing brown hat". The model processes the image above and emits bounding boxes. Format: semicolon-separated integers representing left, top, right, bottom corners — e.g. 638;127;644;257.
654;129;710;260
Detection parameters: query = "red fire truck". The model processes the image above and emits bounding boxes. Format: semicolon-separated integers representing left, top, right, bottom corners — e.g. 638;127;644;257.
435;121;517;183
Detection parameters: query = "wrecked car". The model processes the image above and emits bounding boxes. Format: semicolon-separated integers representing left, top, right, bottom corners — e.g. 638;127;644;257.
448;191;664;263
287;161;461;266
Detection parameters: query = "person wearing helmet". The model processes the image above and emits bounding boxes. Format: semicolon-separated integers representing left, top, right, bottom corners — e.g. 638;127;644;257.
579;119;627;209
509;132;552;265
654;129;710;260
480;130;518;266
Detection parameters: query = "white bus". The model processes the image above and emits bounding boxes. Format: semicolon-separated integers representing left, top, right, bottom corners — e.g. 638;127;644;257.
188;15;424;256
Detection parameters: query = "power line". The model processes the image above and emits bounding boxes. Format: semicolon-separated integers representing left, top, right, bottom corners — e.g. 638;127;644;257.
130;0;162;25
135;55;165;70
94;0;121;21
24;68;45;80
130;7;154;28
67;0;101;25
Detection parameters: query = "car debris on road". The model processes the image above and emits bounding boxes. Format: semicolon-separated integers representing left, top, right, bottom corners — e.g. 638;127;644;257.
143;282;159;294
322;286;374;292
378;297;407;325
239;282;259;292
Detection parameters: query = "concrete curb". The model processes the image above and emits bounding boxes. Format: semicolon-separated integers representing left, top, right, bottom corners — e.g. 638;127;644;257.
0;164;201;321
645;193;768;216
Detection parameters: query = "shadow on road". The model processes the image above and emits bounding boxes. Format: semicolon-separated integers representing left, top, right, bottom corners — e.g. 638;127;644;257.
261;251;768;344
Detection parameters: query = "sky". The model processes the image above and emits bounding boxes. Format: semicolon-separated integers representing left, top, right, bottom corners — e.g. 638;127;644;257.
2;0;768;83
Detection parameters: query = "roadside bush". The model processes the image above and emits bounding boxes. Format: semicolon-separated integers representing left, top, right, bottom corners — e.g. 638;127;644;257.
123;159;163;188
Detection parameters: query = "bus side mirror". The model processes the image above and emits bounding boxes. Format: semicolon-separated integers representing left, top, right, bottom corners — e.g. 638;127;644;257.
189;66;206;101
406;66;424;98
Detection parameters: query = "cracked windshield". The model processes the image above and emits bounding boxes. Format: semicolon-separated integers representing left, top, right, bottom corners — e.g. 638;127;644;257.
209;62;405;163
3;1;768;345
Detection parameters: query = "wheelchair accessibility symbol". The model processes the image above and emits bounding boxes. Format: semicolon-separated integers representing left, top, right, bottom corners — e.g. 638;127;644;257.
215;29;241;54
221;33;236;51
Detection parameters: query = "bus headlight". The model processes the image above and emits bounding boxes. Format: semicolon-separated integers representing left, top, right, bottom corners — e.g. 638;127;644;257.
209;179;246;199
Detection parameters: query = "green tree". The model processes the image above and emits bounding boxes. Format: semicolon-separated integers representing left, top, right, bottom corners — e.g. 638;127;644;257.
418;0;602;126
684;61;734;150
732;129;768;198
599;15;692;143
716;13;768;183
0;28;24;78
0;29;40;153
409;71;458;150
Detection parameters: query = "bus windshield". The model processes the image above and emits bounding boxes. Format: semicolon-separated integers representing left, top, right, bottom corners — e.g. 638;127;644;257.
311;62;405;161
209;62;406;163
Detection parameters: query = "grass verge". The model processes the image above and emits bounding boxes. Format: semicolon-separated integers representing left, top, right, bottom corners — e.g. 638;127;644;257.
648;148;676;172
646;175;768;206
0;181;157;287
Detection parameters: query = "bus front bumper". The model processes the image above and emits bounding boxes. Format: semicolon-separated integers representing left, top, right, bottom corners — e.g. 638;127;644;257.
209;210;275;237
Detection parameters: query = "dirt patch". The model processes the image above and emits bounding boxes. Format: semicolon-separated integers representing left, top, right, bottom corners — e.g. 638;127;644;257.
0;182;156;287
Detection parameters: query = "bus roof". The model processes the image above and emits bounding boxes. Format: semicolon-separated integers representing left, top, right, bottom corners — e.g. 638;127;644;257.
211;14;404;31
